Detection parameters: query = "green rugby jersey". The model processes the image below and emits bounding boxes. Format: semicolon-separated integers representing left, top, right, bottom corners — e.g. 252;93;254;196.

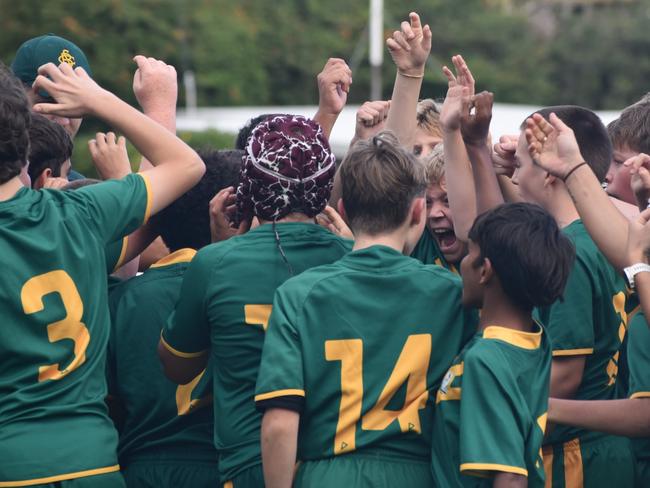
161;223;351;482
107;248;217;467
0;174;151;486
431;325;551;487
410;227;458;273
626;311;650;466
105;237;128;274
535;220;630;445
255;245;477;462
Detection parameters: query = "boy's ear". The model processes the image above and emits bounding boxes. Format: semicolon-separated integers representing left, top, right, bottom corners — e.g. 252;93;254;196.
410;197;426;227
337;198;348;223
33;168;52;190
479;256;494;285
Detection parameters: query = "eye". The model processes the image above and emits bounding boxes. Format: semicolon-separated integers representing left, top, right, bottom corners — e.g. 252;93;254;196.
413;145;422;156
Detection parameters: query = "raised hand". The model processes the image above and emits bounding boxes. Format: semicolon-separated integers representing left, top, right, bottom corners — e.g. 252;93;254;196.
32;63;106;118
492;135;519;177
316;206;353;239
440;85;469;133
460;91;493;146
442;54;475;96
132;55;178;114
625;153;650;210
386;12;432;77
89;132;132;180
525;113;584;179
317;58;352;117
353;100;391;143
209;187;250;243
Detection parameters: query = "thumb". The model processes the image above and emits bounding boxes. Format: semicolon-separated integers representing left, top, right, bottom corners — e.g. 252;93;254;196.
549;113;571;133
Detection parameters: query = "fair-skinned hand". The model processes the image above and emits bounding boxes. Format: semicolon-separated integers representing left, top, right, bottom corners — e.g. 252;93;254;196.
88;132;132;180
626;207;650;265
492;134;519;177
460;91;494;147
525;113;584;179
316;205;353;239
32;63;108;118
317;58;352;117
439;85;469;133
353;100;391;143
442;54;476;97
132;55;178;114
209;187;251;243
386;12;432;76
625;153;650;211
42;177;69;189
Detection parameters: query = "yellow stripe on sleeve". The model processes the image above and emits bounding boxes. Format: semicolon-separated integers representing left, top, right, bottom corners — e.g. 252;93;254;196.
113;236;129;272
159;332;207;359
255;389;306;402
0;465;120;487
460;463;528;477
630;392;650;399
552;348;594;357
137;172;154;224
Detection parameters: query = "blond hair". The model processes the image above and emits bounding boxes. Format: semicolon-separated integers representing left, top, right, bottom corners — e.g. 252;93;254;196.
416;99;443;138
422;143;445;186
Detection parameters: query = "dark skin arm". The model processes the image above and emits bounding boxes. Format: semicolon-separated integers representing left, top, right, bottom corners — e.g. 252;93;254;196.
493;472;527;488
157;341;208;385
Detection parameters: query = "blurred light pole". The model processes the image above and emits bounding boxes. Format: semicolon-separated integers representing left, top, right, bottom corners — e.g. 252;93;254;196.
369;0;383;101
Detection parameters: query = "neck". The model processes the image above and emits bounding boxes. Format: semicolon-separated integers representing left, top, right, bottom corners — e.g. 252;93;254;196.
478;289;534;333
259;212;313;225
353;227;409;254
543;188;579;229
0;175;25;201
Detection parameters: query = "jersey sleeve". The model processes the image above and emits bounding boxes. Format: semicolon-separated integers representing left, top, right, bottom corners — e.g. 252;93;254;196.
459;346;529;477
627;313;650;399
105;237;128;274
255;284;305;413
75;173;152;245
541;258;595;356
160;250;211;357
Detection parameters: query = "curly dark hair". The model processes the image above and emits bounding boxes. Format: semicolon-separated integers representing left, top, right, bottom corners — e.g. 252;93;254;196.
28;113;73;185
0;63;31;184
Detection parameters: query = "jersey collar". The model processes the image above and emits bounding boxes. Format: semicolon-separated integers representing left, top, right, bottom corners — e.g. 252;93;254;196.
482;324;543;350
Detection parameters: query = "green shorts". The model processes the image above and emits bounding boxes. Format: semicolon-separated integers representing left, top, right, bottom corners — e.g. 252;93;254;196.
222;464;264;488
27;471;126;488
543;435;635;488
123;460;219;488
293;451;433;488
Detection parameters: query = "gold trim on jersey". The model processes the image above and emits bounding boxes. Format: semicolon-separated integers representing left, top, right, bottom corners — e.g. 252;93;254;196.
483;325;542;350
150;248;197;268
160;332;208;358
552;348;594;357
630;392;650;399
138;172;153;224
0;464;119;487
113;235;129;272
561;438;584;486
460;462;528;477
223;481;233;488
255;389;306;402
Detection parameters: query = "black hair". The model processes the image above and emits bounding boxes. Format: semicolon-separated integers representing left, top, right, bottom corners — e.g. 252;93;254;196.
0;63;31;184
235;113;287;150
468;202;575;311
154;149;243;252
524;106;612;183
28;113;73;185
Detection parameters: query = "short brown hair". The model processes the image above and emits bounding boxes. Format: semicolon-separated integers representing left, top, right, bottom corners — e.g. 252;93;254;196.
608;96;650;154
422;143;445;186
340;131;427;235
0;63;31;184
416;99;443;138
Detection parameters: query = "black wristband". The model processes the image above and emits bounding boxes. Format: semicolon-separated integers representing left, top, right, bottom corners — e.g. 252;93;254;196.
562;162;588;182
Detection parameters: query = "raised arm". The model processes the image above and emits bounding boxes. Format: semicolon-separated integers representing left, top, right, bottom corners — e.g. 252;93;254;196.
384;12;431;148
439;55;477;241
525;113;629;270
313;58;352;140
33;62;204;216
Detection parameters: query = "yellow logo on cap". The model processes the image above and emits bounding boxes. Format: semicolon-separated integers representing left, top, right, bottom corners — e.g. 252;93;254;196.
58;49;76;67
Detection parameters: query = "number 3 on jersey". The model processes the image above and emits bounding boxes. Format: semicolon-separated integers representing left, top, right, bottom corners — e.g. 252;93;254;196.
21;270;90;382
325;334;432;454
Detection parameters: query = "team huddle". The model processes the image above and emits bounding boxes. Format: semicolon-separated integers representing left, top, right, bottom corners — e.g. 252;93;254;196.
2;10;650;488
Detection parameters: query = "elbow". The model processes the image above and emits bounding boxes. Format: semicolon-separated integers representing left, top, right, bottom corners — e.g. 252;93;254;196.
157;340;201;385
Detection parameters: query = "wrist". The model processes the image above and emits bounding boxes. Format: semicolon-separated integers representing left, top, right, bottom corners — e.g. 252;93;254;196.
397;68;424;79
88;89;118;119
463;137;488;149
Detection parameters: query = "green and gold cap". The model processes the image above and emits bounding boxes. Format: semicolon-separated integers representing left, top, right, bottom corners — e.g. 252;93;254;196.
11;34;92;86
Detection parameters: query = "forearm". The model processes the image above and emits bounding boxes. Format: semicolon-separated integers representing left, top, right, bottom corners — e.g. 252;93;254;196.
498;176;524;203
493;472;527;488
313;110;338;140
443;129;476;241
385;73;423;148
139;106;177;171
466;143;504;213
549;397;650;437
565;165;629;270
262;410;299;488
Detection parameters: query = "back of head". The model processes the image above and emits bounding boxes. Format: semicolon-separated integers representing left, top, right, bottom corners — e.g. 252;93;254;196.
416;99;443;138
236;115;335;222
340;131;428;235
0;63;31;184
530;106;611;182
468;202;575;311
607;96;650;153
156;149;243;252
28;113;73;185
11;34;92;88
422;143;445;186
235;113;287;150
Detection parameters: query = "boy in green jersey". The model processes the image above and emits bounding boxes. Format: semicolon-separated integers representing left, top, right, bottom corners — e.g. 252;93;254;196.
158;115;351;488
0;61;204;487
107;150;242;488
431;202;574;488
255;131;478;488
